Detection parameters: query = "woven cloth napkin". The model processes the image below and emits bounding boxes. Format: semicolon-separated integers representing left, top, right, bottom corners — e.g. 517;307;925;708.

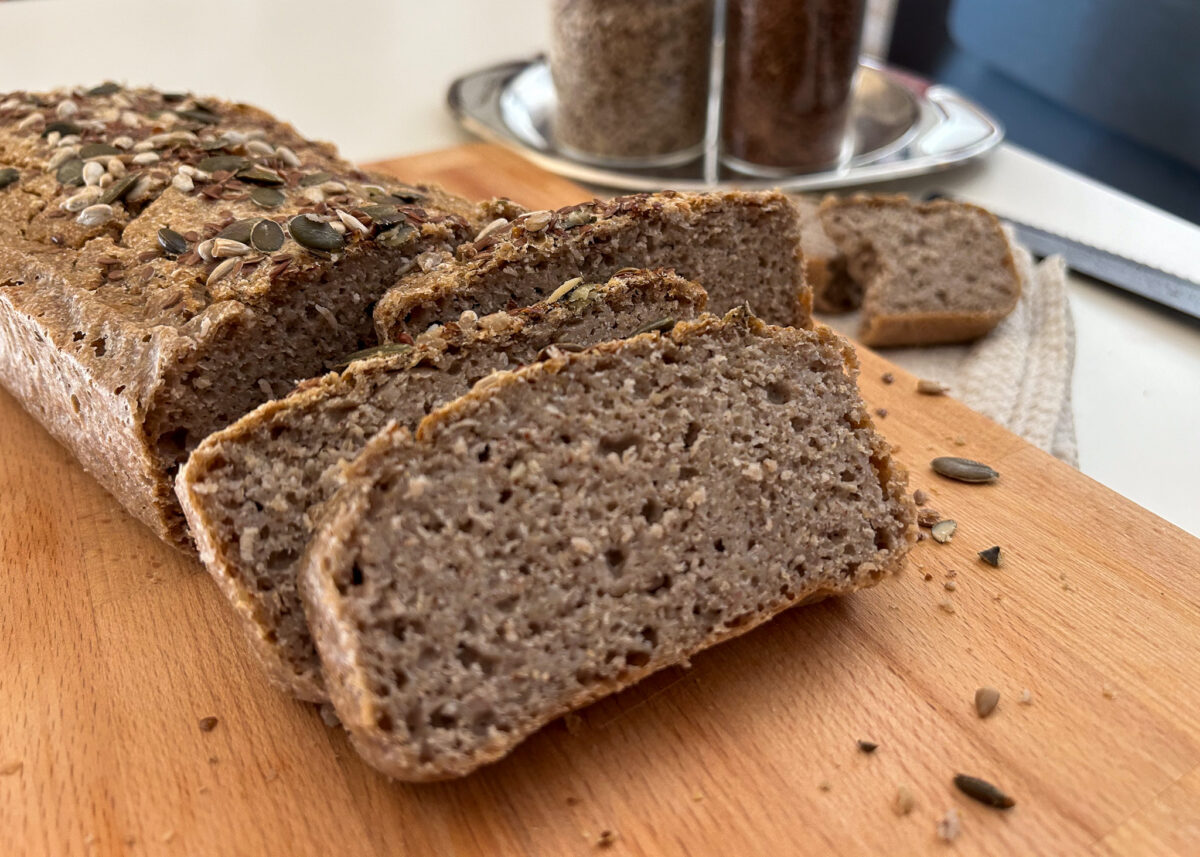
816;240;1079;466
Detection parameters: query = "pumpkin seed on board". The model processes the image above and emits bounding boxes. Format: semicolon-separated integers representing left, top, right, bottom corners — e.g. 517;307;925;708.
198;155;251;174
931;520;957;544
56;159;85;186
0;168;18;189
250;219;285;253
250;187;286;209
931;456;999;483
289;215;345;252
157;227;188;257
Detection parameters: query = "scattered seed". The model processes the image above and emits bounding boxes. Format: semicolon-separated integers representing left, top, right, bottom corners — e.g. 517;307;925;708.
299;171;335;187
206;257;241;287
975;686;1000;717
0;760;22;776
882;372;895;384
562;207;596;228
301;186;326;205
331;343;412;369
171;173;194;193
235;164;285;186
546;277;584;303
1102;685;1117;700
917;378;950;395
175;107;220;125
87;81;121;96
250;219;285;253
938;599;956;614
932;456;999;483
857;739;878;753
245;139;276;157
275;145;301;167
894;785;915;816
523;210;553;231
112;135;134;150
978;546;1001;567
0;167;18;189
80;142;121;160
334;209;368;235
198;155;250;174
17;112;45;131
916;507;942;527
631;317;676;336
913;489;929;505
1019;689;1033;705
250;186;286;209
131;151;160;165
198;716;219;732
944;580;957;591
954;774;1015;809
216;219;258;244
81;161;106;186
818;780;832;792
196;239;215;262
43;120;79;137
923;572;933;581
596;829;617;848
936;807;962;841
954;435;967;446
157;227;188;257
874;407;888;418
106;158;126;178
931;520;957;543
211;238;251;258
57;159;85;186
77;203;114;227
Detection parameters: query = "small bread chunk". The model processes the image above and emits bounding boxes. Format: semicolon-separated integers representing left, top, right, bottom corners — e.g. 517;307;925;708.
301;310;915;779
374;190;809;341
818;196;1020;346
177;270;707;701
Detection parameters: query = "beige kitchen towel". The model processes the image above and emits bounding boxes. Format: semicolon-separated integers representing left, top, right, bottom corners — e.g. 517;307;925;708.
817;241;1079;466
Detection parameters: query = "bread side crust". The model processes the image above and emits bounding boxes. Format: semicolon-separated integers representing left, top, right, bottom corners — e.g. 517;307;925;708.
302;310;915;780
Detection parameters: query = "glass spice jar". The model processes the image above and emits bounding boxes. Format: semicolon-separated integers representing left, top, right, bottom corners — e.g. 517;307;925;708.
722;0;867;173
550;0;715;164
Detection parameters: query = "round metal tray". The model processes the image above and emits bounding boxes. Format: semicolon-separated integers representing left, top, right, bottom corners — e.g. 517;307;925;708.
449;57;1004;192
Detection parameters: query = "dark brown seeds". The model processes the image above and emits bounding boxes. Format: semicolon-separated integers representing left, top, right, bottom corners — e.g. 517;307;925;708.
931;456;999;484
856;739;878;753
43;120;82;138
235;165;285;186
978;546;1001;567
250;187;286;208
0;168;18;189
157;227;188;257
198;155;251;174
630;317;676;337
97;173;138;205
56;159;85;186
87;82;121;96
80;143;121;160
249;219;285;253
289;215;345;252
198;716;219;732
331;343;412;369
299;171;335;187
953;774;1015;809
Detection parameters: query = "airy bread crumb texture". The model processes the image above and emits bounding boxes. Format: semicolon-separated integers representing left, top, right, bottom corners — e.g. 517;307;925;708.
302;310;914;779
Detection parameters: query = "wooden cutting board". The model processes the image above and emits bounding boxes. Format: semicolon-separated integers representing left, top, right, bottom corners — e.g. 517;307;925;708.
2;142;1198;857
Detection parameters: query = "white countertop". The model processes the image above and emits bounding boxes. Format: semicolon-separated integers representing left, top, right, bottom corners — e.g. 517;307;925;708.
3;0;1198;536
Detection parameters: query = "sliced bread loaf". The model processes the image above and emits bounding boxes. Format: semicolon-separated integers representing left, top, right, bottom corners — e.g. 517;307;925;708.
176;270;707;701
373;190;809;341
818;195;1020;346
301;310;915;780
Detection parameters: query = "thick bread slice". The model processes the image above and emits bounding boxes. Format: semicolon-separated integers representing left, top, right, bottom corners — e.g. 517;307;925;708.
794;195;858;312
301;310;915;779
177;270;707;701
374;190;809;341
818;195;1020;346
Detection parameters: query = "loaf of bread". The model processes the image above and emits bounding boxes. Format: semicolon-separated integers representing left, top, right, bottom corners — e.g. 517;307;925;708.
817;195;1020;346
374;190;809;342
0;85;500;545
177;270;707;700
301;309;915;780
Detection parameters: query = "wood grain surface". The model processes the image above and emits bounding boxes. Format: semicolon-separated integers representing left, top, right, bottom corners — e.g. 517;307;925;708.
2;143;1198;857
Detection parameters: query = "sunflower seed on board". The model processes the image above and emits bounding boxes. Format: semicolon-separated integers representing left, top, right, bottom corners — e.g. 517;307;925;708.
0;168;18;189
335;209;368;235
171;173;194;193
974;686;1000;717
250;187;286;209
76;204;114;227
275;145;301;167
288;215;345;252
62;186;103;211
953;774;1015;809
249;219;285;253
206;257;241;287
157;227;188;257
211;238;251;258
931;456;999;483
546;277;584;303
931;520;957;544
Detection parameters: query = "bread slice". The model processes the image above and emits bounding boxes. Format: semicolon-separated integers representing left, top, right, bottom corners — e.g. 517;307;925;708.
795;195;859;312
373;190;809;341
301;310;915;780
818;195;1020;346
176;270;707;701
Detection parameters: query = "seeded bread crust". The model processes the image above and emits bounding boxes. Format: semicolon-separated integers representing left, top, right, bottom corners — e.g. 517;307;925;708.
177;270;708;700
0;85;498;545
373;190;810;341
818;195;1020;346
301;310;915;780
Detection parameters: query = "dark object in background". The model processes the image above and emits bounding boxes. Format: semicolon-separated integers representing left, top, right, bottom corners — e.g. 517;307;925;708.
722;0;867;172
889;0;1200;224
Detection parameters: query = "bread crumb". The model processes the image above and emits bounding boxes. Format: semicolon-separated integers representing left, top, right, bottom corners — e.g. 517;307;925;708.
975;686;1001;718
1019;689;1033;705
1102;685;1117;700
874;407;888;419
894;784;915;816
917;507;942;527
159;830;176;844
937;807;961;842
597;829;617;848
913;489;929;506
943;581;957;591
954;435;967;446
198;716;219;732
693;792;705;802
938;599;956;614
923;572;934;581
264;767;279;783
0;760;22;776
571;536;596;557
882;372;895;384
319;703;341;728
818;780;832;792
917;379;949;395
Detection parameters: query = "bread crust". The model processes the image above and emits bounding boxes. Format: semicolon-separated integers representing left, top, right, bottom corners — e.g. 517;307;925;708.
301;310;915;780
